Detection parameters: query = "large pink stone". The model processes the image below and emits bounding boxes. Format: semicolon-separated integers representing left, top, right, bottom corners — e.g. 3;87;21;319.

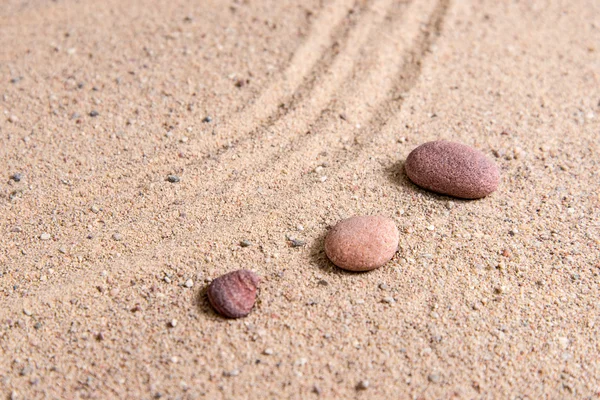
405;140;500;199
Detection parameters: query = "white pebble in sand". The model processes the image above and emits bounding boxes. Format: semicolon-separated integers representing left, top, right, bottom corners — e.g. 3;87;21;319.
40;233;51;241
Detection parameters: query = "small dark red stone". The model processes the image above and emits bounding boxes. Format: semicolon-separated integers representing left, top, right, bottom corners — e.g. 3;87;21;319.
207;270;260;318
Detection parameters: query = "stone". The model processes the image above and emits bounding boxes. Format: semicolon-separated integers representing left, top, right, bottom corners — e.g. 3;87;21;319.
207;270;260;318
404;140;500;199
324;216;399;272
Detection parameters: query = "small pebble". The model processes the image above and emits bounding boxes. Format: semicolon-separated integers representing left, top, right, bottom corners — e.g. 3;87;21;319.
167;175;180;183
494;285;507;294
240;239;252;247
89;110;99;117
289;238;306;247
324;216;399;272
404;140;500;199
378;283;390;290
202;116;212;123
112;233;123;241
263;348;274;355
382;297;395;304
8;115;18;123
356;380;370;390
40;233;51;241
428;373;441;383
10;173;22;182
207;270;260;318
168;319;178;328
184;279;194;288
90;205;100;214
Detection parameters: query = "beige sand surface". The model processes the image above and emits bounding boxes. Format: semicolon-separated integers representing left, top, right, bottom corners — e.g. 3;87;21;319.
1;0;599;398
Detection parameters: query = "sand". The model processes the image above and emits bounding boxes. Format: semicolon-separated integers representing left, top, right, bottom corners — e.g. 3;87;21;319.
1;0;599;398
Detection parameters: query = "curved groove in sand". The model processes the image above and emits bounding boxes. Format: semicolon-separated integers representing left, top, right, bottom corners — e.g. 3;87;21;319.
210;0;357;142
183;0;452;239
181;0;436;197
201;0;393;159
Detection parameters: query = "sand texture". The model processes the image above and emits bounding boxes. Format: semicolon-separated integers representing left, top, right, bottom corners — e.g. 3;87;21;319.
1;0;600;398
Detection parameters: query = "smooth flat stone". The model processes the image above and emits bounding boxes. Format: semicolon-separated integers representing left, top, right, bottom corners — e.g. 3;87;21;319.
324;216;399;272
404;140;500;199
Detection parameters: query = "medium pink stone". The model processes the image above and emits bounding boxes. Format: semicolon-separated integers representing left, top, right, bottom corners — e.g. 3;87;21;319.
207;270;260;318
324;216;399;272
404;140;500;199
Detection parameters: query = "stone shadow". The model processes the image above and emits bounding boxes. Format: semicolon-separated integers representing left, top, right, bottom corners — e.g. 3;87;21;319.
194;283;224;320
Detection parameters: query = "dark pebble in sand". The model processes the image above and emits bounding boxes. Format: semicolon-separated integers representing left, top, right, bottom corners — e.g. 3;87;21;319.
404;140;500;199
324;216;399;272
10;173;22;182
207;270;260;318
